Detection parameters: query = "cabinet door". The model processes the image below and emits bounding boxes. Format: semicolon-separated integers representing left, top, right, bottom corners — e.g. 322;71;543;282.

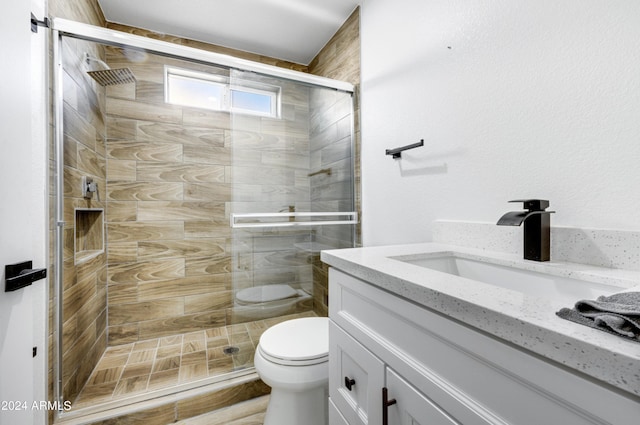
386;368;460;425
330;321;385;425
329;398;350;425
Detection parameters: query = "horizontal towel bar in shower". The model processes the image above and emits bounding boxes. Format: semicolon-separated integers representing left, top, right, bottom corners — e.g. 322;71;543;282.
230;212;358;228
307;168;332;177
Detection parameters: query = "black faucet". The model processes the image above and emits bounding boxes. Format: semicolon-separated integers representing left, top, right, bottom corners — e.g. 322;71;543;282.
497;199;555;262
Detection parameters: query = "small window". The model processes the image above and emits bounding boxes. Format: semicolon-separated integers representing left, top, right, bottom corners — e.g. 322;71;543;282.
165;67;280;118
230;86;277;117
166;73;225;110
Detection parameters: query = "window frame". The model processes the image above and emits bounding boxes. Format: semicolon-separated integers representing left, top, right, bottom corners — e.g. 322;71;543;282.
164;66;281;118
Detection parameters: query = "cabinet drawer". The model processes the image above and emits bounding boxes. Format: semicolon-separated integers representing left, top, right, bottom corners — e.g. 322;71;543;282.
386;368;458;425
329;321;384;425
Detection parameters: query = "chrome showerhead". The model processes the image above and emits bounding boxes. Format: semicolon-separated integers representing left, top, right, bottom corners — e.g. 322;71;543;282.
84;52;136;86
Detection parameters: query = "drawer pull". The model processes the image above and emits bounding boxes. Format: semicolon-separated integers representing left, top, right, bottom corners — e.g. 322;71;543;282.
382;387;397;425
344;377;356;391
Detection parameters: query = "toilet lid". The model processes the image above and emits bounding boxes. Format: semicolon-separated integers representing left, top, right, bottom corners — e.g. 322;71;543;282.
259;317;329;366
236;284;298;303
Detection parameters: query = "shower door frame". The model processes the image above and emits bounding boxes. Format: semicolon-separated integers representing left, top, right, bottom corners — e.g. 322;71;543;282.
51;17;356;410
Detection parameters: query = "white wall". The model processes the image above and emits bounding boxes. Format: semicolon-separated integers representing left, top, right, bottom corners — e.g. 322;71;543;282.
361;0;640;246
0;0;47;424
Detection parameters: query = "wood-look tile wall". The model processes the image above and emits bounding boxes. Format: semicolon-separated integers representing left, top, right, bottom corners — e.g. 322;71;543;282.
104;51;229;345
48;0;106;27
309;8;362;316
308;8;361;86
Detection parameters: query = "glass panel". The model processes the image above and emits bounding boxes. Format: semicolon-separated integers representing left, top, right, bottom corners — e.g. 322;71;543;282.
57;36;110;408
58;37;249;410
230;88;272;115
228;68;355;354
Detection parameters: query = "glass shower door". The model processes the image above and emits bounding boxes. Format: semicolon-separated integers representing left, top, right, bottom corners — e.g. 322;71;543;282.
227;68;356;368
50;17;357;413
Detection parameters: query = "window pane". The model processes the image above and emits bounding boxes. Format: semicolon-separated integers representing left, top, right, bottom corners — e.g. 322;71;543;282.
167;74;224;110
231;89;273;115
165;67;280;118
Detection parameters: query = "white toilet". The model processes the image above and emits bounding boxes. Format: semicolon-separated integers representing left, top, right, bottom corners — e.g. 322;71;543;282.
234;284;311;321
254;317;329;425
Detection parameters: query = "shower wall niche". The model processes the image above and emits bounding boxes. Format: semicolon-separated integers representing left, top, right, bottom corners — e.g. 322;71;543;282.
74;208;104;264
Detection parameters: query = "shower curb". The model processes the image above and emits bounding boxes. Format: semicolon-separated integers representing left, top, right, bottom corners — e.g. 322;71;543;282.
54;372;269;425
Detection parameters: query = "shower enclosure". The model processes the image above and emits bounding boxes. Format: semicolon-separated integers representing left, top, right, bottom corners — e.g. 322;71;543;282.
50;19;356;417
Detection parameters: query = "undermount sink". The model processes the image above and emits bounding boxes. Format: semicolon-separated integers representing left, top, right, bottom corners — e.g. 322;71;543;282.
391;253;620;301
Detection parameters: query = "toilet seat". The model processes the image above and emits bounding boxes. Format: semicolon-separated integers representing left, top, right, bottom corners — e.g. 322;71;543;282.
258;317;328;366
236;284;299;304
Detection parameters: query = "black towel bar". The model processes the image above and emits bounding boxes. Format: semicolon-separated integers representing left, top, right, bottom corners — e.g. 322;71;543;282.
385;139;424;159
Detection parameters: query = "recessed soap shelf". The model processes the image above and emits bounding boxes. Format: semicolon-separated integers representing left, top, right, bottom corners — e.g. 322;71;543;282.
75;208;104;264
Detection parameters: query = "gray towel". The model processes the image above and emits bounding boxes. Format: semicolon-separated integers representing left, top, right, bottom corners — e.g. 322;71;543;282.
556;292;640;343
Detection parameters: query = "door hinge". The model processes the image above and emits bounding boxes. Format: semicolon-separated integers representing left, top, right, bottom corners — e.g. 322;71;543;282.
33;346;37;358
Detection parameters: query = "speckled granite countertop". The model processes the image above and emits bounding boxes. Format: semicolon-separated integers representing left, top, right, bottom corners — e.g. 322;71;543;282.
321;243;640;397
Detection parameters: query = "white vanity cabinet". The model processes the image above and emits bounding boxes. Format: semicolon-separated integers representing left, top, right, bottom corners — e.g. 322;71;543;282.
330;321;464;425
328;268;640;425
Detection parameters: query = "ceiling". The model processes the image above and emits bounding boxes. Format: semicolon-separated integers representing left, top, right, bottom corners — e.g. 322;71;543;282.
97;0;360;65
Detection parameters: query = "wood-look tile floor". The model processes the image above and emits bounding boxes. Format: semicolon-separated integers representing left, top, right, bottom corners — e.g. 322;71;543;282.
73;312;314;410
